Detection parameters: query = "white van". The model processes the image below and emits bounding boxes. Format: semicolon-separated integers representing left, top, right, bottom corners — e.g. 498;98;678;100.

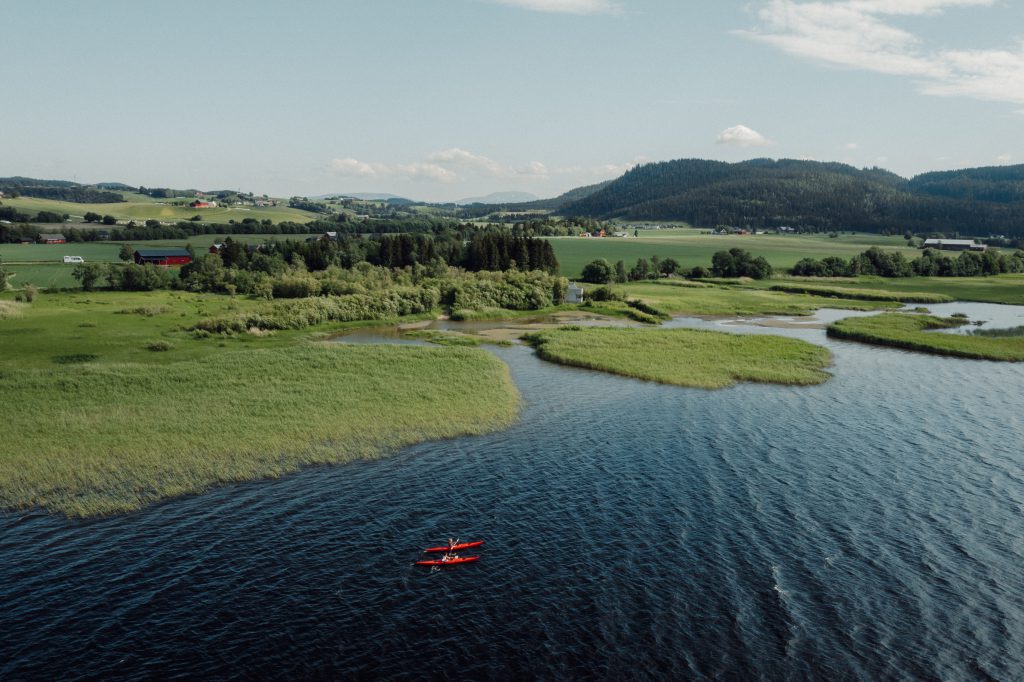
63;256;84;264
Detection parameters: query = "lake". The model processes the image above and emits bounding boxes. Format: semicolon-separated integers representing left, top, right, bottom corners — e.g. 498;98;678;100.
2;308;1023;679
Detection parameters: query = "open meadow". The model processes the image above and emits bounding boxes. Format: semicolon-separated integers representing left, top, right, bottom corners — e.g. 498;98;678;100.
1;195;319;224
550;230;924;278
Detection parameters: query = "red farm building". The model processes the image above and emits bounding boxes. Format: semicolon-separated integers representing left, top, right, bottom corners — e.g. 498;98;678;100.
38;233;67;244
133;248;192;267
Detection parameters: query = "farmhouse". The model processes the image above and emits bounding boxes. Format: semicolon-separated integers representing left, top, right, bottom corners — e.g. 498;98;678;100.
189;200;217;209
38;233;67;244
566;282;585;304
133;248;192;266
923;239;987;252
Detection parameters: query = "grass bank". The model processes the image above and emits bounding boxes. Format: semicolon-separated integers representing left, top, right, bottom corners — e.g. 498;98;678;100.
619;281;897;317
769;283;953;304
740;275;1024;306
827;313;1024;361
0;345;519;517
0;291;520;517
524;326;832;389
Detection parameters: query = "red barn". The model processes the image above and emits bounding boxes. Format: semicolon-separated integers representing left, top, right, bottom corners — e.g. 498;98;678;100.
133;248;192;267
38;233;67;244
190;200;212;208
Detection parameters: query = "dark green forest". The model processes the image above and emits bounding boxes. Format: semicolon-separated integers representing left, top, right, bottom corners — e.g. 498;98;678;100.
550;159;1024;237
0;177;125;204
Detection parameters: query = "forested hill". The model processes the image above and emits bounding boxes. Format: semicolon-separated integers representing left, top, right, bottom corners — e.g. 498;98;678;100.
0;176;125;203
556;159;1024;237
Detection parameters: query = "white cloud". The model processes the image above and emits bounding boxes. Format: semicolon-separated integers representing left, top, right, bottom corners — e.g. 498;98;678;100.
395;163;458;183
716;124;772;147
427;148;506;176
328;149;566;184
996;153;1012;164
845;142;859;150
738;1;1024;105
328;158;384;178
488;0;621;15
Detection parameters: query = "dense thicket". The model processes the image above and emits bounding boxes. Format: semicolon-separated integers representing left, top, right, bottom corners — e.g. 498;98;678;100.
558;159;1024;237
70;232;560;298
0;177;123;203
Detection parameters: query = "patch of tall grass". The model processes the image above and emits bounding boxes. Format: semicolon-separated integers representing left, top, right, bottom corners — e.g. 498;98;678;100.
827;313;1024;361
0;345;520;517
524;326;832;389
769;283;953;303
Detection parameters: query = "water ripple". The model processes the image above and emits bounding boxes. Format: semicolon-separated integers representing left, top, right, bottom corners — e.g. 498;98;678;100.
2;322;1024;680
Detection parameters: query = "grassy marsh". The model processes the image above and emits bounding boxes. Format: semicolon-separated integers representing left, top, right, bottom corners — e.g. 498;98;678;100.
524;326;832;389
827;313;1024;361
0;344;519;517
0;291;520;517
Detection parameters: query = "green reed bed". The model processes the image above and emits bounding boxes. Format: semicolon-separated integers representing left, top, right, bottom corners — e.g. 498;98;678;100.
620;281;897;317
827;313;1024;361
524;326;832;389
0;343;519;517
769;283;953;304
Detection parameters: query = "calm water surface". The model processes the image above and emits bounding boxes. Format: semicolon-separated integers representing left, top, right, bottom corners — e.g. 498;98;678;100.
2;309;1023;680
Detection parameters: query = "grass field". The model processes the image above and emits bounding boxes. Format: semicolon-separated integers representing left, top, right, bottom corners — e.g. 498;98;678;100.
768;283;953;304
525;326;832;389
550;232;923;278
618;281;898;316
0;291;520;516
1;235;318;290
741;275;1024;306
828;313;1024;361
1;195;319;224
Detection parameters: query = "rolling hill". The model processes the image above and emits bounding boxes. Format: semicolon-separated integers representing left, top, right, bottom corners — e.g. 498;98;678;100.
550;159;1024;238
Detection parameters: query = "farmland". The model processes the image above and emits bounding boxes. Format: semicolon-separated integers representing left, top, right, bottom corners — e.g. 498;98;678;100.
550;230;927;278
1;195;320;224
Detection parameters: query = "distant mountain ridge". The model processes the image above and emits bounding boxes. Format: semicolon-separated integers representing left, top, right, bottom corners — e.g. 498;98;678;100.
552;159;1024;237
455;191;539;206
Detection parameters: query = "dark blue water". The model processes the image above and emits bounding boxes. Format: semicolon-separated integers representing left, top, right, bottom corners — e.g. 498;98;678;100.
3;315;1024;680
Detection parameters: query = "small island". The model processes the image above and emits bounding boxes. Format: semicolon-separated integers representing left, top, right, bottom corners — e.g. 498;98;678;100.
827;313;1024;361
524;326;833;389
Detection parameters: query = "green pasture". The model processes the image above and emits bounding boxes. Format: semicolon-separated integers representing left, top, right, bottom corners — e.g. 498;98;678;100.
1;195;319;224
1;236;318;289
525;326;832;389
550;232;924;278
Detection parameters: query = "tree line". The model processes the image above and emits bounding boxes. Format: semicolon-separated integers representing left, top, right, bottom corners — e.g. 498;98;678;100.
791;246;1024;278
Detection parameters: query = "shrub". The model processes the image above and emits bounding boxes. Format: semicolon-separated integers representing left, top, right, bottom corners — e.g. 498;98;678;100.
146;341;174;352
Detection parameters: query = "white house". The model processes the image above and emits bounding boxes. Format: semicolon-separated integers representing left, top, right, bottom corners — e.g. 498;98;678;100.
566;282;585;304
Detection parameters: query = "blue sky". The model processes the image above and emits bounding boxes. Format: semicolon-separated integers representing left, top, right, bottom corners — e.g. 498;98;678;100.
1;0;1021;201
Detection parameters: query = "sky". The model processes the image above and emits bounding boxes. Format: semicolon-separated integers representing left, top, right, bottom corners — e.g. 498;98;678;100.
1;0;1021;201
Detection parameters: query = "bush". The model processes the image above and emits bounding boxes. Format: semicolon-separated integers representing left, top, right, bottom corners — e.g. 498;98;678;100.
588;286;623;302
580;259;613;284
146;341;174;352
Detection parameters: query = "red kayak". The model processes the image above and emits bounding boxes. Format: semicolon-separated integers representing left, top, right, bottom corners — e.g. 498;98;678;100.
424;540;484;553
415;555;480;567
